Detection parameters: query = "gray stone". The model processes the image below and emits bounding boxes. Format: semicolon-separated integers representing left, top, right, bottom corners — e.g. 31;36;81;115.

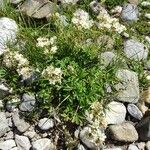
0;112;10;137
19;93;36;112
121;4;138;22
12;111;30;133
136;116;150;141
104;148;123;150
146;141;150;150
90;1;107;15
100;52;116;68
77;144;86;150
127;104;143;120
24;130;36;139
20;0;58;19
15;134;31;150
136;142;145;150
0;140;16;150
108;122;138;142
4;131;14;140
32;138;55;150
60;0;79;4
0;83;9;99
7;117;13;127
0;17;18;55
124;39;148;61
38;118;54;131
105;101;126;125
79;126;104;149
115;69;139;103
128;144;139;150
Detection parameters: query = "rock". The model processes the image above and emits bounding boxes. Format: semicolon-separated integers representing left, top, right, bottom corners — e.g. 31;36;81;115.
7;117;13;127
105;101;126;125
38;118;54;131
108;122;138;142
145;36;150;44
128;0;139;5
4;131;14;140
0;140;16;150
10;0;23;4
79;126;104;149
32;138;55;150
145;14;150;19
0;17;18;55
77;144;86;150
6;96;20;112
15;134;31;150
19;93;36;112
136;142;145;150
100;52;116;68
90;1;107;15
146;141;150;150
128;144;139;150
12;111;30;133
137;102;148;114
10;147;18;150
104;148;122;150
0;0;4;8
0;100;3;108
136;116;150;141
127;104;143;120
141;87;150;104
124;39;148;61
121;4;138;22
0;112;10;137
24;130;36;139
115;69;139;103
20;0;58;19
141;1;150;6
0;83;9;99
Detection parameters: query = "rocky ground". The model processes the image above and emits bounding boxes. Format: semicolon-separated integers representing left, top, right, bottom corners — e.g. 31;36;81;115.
0;0;150;150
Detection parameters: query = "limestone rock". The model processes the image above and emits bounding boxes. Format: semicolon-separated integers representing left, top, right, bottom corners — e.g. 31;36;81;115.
136;116;150;141
20;0;58;19
15;134;31;150
115;69;139;103
12;111;30;133
0;140;16;150
105;101;126;125
0;112;10;137
108;122;138;142
121;4;138;22
124;39;148;61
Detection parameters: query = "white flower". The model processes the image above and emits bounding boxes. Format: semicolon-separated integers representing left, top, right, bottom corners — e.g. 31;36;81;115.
97;12;126;33
42;65;63;85
50;46;58;53
36;37;51;48
17;66;33;80
50;36;57;45
72;9;93;29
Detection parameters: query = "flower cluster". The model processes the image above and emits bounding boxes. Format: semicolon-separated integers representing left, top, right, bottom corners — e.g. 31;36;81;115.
36;36;58;54
61;0;79;4
72;9;94;29
85;101;107;143
97;12;126;33
3;49;33;79
42;65;63;85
